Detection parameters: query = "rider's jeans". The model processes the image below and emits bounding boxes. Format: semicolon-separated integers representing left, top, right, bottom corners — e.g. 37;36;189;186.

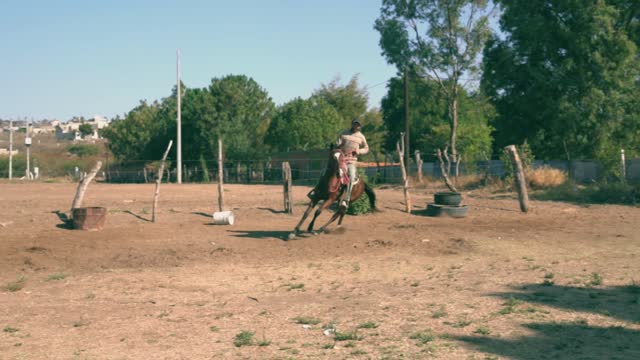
345;162;357;203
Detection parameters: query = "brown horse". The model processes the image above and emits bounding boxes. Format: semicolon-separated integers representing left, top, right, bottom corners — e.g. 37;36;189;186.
288;148;377;239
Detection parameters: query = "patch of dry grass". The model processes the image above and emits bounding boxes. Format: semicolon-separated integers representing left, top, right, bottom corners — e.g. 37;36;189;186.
527;167;567;189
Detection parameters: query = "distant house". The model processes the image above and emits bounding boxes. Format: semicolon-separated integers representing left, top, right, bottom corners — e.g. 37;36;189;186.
55;115;109;141
55;125;81;141
30;122;56;134
0;148;19;156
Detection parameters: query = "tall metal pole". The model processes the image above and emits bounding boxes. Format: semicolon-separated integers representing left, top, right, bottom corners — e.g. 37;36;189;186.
177;49;182;184
25;119;31;180
404;67;410;173
8;119;13;180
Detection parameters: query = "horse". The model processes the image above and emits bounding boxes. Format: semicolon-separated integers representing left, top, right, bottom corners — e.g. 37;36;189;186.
288;148;377;239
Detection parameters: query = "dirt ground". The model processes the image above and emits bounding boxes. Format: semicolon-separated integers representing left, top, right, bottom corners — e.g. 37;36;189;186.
1;182;639;360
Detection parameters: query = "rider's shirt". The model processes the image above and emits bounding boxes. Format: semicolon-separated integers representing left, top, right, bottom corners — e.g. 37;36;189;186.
336;129;369;164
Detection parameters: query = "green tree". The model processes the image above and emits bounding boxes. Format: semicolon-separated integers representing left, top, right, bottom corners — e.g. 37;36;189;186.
482;0;639;174
207;75;275;160
266;97;343;152
381;75;493;165
102;100;162;160
78;123;93;137
360;108;387;163
102;76;275;166
312;75;368;127
375;0;493;175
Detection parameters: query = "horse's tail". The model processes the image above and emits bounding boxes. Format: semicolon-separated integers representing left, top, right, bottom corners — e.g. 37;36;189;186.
364;183;378;212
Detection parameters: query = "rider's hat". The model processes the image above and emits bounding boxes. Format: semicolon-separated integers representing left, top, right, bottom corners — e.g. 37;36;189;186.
352;119;362;126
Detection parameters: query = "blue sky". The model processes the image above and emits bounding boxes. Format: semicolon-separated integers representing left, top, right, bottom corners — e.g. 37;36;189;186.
1;0;398;121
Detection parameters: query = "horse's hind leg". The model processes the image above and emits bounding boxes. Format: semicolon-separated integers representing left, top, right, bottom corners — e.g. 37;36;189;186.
337;211;346;226
317;209;343;233
289;202;316;239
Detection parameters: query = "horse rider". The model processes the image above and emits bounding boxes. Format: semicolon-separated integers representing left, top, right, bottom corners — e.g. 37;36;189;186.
336;119;369;210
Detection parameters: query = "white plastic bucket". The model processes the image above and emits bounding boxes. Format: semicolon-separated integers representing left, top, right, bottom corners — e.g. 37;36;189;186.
212;211;235;225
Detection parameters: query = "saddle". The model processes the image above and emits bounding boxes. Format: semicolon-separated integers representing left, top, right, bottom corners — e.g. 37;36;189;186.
324;166;360;194
307;168;359;200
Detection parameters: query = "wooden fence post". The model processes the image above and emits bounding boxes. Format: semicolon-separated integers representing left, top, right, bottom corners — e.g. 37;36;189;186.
152;140;173;222
283;162;293;214
621;149;626;183
218;139;225;212
397;133;412;213
415;150;423;183
504;145;530;213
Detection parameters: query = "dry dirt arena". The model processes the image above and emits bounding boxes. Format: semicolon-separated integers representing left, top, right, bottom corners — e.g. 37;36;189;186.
1;182;639;360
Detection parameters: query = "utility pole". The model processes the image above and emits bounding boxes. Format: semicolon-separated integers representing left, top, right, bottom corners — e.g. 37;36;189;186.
404;67;410;173
176;49;182;184
25;119;32;180
8;118;13;180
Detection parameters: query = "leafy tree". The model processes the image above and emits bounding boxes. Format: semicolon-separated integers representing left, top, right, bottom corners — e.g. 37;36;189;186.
312;75;368;127
78;123;93;137
381;75;493;165
102;100;162;160
266;97;343;152
103;76;275;165
482;0;639;175
207;75;275;160
375;0;493;175
68;144;99;157
359;108;387;163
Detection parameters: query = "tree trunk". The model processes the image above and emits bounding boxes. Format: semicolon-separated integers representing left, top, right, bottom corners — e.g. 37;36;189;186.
450;90;459;178
504;145;530;213
404;67;411;174
397;134;411;213
71;161;103;214
437;149;458;192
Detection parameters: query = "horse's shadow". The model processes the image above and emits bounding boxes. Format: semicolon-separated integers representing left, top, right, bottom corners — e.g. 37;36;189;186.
227;230;310;241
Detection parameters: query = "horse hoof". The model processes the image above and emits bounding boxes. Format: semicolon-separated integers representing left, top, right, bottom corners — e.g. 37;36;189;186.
287;233;297;240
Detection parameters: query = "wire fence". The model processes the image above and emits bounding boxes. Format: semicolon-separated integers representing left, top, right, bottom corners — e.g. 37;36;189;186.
2;157;639;184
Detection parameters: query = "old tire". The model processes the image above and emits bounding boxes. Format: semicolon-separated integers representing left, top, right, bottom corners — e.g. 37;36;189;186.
426;203;468;218
434;192;462;206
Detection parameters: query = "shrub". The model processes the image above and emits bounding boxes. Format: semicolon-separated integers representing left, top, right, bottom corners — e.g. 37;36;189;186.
536;181;639;205
527;167;567;189
233;331;254;347
68;144;99;158
346;169;371;215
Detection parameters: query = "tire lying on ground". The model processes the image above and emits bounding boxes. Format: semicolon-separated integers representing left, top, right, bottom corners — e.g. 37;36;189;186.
434;192;462;206
426;203;468;218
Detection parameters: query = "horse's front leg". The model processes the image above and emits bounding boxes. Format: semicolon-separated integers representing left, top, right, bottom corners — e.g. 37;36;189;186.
289;201;317;240
308;199;333;233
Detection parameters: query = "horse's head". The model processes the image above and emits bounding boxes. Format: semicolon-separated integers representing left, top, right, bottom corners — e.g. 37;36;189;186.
327;148;346;176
